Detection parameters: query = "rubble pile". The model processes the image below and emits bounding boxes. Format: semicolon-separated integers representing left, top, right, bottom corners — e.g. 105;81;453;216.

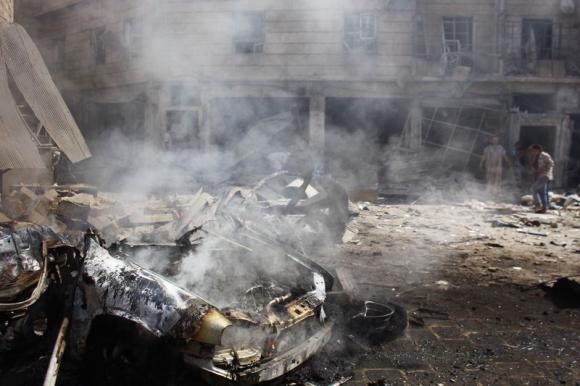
0;171;348;252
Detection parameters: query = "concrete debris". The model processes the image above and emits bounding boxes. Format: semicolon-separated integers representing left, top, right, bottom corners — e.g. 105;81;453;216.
522;192;580;209
516;229;548;237
563;194;580;209
0;172;350;250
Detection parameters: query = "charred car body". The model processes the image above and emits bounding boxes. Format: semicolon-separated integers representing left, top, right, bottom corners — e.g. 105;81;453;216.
0;174;346;385
73;235;333;384
0;224;79;354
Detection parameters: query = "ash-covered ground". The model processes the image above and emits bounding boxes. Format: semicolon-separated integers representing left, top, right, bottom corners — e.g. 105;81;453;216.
311;200;580;386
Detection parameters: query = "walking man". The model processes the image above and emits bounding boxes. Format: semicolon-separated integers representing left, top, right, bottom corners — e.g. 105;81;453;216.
530;144;554;213
480;136;511;196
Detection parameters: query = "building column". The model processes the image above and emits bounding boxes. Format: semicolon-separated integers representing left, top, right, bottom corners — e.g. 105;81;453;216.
309;94;325;155
555;116;572;187
508;111;521;149
407;100;422;150
200;88;211;151
145;81;162;146
156;82;170;148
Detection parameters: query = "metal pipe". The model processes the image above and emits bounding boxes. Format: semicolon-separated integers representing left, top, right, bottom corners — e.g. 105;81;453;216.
43;317;69;386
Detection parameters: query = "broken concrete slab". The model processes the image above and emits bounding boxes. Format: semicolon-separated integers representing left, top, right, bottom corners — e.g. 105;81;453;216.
56;200;90;221
127;213;174;226
0;211;11;223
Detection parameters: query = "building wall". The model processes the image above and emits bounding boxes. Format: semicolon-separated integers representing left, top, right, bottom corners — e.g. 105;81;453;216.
14;0;580;187
17;0;416;91
150;0;415;83
19;0;150;90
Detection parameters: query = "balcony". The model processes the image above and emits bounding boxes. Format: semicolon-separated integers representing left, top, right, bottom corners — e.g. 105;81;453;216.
502;19;580;78
413;16;498;78
413;16;580;80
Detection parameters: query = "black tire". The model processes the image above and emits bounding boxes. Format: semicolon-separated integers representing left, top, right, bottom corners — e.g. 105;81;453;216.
347;301;408;345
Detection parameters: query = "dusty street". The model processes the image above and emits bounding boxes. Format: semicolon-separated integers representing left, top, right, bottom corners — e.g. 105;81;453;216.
312;201;580;386
1;197;579;386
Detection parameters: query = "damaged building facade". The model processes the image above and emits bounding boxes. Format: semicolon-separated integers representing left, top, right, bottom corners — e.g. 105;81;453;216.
13;0;580;188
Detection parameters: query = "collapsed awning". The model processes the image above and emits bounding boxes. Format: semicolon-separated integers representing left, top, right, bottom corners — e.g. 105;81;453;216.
0;0;13;23
0;22;91;168
0;59;45;168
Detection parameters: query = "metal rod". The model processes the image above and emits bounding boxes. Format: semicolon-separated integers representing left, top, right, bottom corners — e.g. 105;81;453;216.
43;317;69;386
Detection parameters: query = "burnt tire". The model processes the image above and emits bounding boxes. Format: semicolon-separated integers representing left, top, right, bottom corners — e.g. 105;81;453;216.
347;301;408;345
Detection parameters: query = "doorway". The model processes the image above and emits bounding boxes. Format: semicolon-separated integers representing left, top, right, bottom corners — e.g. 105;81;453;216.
519;126;556;155
568;115;580;187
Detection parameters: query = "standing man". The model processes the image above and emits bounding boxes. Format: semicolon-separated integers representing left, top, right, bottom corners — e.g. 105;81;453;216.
530;144;554;213
480;136;512;196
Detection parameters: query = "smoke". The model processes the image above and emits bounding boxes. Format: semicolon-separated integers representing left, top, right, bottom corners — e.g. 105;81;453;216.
29;0;521;319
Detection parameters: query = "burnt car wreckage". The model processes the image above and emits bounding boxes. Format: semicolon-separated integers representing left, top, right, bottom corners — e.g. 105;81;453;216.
75;236;332;385
0;173;406;385
0;16;404;386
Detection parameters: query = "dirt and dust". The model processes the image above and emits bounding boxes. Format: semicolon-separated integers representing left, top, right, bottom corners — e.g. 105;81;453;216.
311;200;580;386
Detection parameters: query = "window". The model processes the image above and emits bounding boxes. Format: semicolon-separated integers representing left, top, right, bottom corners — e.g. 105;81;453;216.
443;17;473;53
235;13;264;54
443;17;473;66
344;13;377;53
91;27;106;65
522;19;557;60
123;18;143;58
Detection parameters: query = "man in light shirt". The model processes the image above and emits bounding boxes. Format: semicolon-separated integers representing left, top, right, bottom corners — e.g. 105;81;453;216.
530;144;554;213
480;136;511;196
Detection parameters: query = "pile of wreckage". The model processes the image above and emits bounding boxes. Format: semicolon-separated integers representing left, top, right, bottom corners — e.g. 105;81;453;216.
0;20;405;385
0;173;404;386
0;170;349;248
